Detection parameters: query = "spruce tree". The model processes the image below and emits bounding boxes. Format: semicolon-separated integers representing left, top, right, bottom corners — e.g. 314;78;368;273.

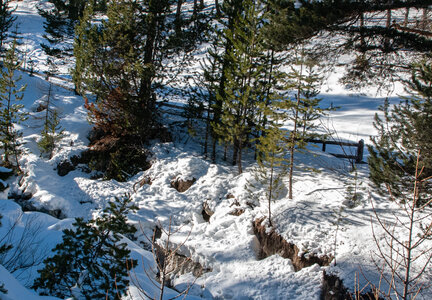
207;0;243;162
73;0;177;180
212;0;268;174
39;0;91;59
33;194;138;299
368;59;432;205
0;40;27;171
0;0;15;56
198;42;223;157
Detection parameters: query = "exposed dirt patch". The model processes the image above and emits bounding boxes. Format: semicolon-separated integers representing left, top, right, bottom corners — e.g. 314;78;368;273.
253;218;333;271
170;177;196;192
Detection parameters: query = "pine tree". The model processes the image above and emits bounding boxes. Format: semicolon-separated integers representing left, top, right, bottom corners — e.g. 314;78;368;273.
33;194;138;299
368;59;432;205
212;0;268;174
199;42;223;157
0;0;15;56
38;109;64;159
206;0;243;163
39;0;92;59
38;58;64;159
253;106;288;227
0;40;27;172
73;0;174;180
283;45;328;199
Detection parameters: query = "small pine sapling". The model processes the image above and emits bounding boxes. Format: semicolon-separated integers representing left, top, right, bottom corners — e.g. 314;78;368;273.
38;110;64;159
33;194;138;299
330;205;347;266
253;108;288;227
0;39;28;172
282;45;330;199
38;58;64;159
368;59;432;205
344;167;365;208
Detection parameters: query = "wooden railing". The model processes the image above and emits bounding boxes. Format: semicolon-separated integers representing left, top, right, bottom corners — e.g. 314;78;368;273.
306;138;365;163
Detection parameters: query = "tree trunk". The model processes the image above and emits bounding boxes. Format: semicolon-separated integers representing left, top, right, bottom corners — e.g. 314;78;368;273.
237;140;243;174
421;7;429;30
232;138;238;166
268;163;274;226
215;0;220;15
288;48;304;200
404;7;409;26
193;0;198;16
175;0;183;32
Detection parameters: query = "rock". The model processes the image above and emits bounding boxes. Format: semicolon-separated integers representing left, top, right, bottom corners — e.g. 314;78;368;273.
202;202;214;222
139;175;152;186
0;179;8;191
21;192;33;200
155;244;211;280
170;177;196;193
0;167;13;180
57;160;75;176
229;208;244;216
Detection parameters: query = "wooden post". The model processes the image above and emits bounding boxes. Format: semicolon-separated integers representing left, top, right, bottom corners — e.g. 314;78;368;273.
322;141;326;152
356;139;364;163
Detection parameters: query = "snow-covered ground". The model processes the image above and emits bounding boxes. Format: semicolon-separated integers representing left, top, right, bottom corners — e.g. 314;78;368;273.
0;1;431;299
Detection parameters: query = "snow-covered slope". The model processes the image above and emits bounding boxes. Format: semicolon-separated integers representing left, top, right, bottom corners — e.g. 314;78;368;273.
0;1;431;299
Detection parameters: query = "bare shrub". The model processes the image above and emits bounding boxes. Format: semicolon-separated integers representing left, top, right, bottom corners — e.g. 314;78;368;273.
127;217;196;299
368;151;432;299
0;211;48;285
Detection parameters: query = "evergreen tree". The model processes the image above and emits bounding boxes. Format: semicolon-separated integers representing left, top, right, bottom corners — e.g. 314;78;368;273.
197;42;223;157
39;0;99;59
283;45;328;199
38;58;64;159
253;105;288;227
213;0;268;174
0;40;27;171
206;0;243;163
0;0;15;56
38;109;64;159
73;0;170;180
33;194;138;299
368;59;432;205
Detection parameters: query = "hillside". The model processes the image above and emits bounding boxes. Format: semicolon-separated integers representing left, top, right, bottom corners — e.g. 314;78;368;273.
0;1;431;299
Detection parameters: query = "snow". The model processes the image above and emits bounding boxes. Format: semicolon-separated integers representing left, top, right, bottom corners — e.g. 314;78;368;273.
0;1;430;299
